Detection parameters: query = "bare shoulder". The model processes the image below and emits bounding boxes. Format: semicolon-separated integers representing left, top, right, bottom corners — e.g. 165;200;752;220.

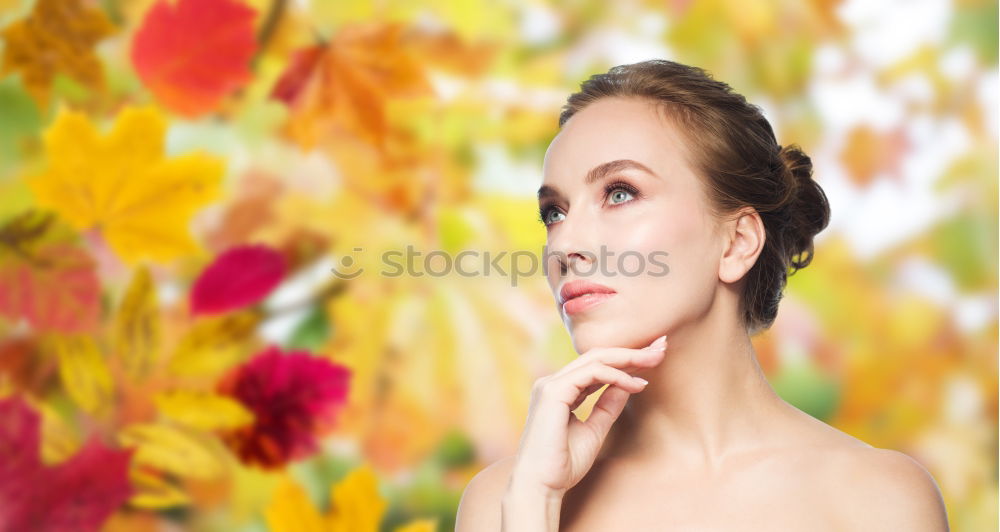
764;406;949;530
455;455;517;532
825;446;950;531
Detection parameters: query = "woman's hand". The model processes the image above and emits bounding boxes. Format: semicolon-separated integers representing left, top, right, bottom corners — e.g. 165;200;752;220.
502;334;668;526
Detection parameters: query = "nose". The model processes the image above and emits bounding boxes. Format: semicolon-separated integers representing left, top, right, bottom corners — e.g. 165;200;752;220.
544;212;599;278
552;250;594;277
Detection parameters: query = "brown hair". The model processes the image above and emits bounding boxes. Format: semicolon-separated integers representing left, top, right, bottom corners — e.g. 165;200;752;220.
558;59;830;335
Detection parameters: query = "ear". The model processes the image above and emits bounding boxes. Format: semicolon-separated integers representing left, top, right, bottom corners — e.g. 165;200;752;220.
718;207;765;284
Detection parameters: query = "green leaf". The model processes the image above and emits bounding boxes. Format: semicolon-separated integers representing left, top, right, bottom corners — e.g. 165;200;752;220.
430;428;474;468
948;1;999;64
0;78;41;171
770;353;841;422
286;306;331;351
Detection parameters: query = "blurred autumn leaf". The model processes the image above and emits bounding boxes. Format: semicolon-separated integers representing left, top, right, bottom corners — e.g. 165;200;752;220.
131;0;258;117
24;105;225;265
0;211;101;333
0;396;133;531
0;0;115;109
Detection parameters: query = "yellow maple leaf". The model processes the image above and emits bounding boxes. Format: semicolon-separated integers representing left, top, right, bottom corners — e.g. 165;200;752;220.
265;464;437;532
326;464;387;532
25;105;224;264
0;0;115;108
264;475;326;532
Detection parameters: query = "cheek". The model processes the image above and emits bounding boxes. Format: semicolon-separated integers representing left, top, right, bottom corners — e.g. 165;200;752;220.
558;201;722;350
610;202;718;313
609;201;707;273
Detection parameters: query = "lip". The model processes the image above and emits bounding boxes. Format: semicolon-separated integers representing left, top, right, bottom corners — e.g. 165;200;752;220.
559;280;617;314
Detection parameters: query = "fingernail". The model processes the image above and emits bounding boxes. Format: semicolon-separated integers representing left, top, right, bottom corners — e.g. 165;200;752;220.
634;377;648;386
645;335;667;350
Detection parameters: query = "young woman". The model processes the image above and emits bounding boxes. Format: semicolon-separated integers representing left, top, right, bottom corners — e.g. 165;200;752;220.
456;59;949;531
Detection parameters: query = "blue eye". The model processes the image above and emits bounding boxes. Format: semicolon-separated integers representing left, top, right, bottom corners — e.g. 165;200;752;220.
537;179;641;227
604;179;641;207
538;206;564;226
608;187;634;205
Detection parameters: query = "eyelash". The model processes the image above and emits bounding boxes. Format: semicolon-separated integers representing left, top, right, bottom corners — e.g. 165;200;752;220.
537;179;643;226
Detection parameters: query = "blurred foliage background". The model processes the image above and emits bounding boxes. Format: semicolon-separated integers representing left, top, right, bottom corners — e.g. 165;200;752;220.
0;0;996;530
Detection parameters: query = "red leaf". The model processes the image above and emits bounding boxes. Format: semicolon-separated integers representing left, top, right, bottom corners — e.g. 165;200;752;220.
0;395;39;483
270;44;325;105
0;336;51;398
190;244;286;316
217;345;351;468
0;211;101;333
0;396;133;532
131;0;258;117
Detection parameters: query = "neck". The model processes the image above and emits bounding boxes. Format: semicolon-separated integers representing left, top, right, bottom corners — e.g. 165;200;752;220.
597;306;788;471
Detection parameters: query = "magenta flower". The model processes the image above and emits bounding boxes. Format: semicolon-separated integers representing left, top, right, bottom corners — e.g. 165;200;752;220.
217;345;351;468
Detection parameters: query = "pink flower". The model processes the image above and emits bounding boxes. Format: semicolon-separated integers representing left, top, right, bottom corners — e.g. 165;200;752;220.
217;345;351;468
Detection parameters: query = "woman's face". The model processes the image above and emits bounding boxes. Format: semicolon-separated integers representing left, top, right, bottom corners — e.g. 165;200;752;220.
539;96;726;353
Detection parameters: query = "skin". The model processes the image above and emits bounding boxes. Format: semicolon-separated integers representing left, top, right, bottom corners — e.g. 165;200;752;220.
455;96;949;531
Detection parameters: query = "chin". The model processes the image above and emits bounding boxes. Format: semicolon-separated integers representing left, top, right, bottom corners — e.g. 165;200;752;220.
565;315;640;353
566;310;677;354
564;321;610;354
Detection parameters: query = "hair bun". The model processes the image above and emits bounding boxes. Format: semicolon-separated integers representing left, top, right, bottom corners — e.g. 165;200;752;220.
778;144;811;185
777;143;831;273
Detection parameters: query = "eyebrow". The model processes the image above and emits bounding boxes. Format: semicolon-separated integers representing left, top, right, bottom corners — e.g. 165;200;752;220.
537;159;658;200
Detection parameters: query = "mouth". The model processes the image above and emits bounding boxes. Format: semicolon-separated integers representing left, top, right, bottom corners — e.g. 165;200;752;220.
559;280;617;315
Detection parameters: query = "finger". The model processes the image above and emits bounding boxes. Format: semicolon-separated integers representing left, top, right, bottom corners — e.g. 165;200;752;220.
542;362;647;409
569;384;600;411
581;383;633;441
558;342;666;400
551;335;668;380
569;382;607;411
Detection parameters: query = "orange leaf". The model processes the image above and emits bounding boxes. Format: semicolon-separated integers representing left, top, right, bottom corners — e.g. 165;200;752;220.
203;171;284;252
0;0;115;108
270;21;434;151
839;126;910;186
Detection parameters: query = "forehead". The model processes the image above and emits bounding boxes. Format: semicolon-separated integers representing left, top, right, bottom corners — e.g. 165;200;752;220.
543;97;692;183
